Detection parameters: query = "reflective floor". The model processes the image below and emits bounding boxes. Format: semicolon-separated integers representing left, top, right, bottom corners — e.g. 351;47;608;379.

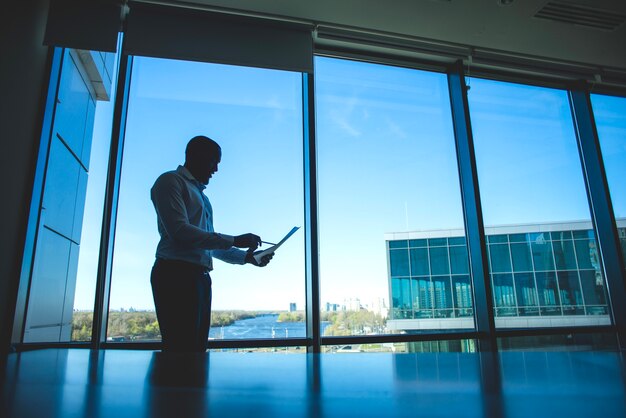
1;349;625;418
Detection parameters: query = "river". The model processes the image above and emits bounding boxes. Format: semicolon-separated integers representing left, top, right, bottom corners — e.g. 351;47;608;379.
208;314;329;339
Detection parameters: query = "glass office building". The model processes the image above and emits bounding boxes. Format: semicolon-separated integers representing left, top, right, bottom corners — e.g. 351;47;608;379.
387;219;626;331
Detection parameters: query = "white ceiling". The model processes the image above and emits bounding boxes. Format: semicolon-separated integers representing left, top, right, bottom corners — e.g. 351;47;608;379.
155;0;626;71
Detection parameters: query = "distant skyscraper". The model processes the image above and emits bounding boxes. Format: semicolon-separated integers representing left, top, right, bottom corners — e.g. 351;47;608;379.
325;302;340;312
289;303;297;312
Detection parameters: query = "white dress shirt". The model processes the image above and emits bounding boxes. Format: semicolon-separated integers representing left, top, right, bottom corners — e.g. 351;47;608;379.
151;165;247;269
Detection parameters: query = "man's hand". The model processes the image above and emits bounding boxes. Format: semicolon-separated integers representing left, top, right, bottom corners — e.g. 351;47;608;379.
233;233;261;251
245;250;274;267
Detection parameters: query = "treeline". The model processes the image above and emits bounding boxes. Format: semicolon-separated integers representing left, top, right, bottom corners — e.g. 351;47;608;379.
72;310;261;341
276;310;387;336
277;311;305;322
71;309;387;341
322;310;386;336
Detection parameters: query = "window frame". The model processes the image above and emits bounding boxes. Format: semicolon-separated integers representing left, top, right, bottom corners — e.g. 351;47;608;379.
15;28;626;353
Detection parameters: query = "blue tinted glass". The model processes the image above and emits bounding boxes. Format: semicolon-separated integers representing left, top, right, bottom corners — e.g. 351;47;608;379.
391;278;402;314
410;248;429;276
428;238;447;247
510;242;532;272
391;278;412;310
448;236;466;245
551;231;572;240
552;239;577;270
531;241;555;271
412;277;433;317
400;278;411;309
487;234;508;243
452;275;472;310
574;239;599;270
409;239;427;248
449;245;469;275
488;244;512;273
579;270;607;308
509;233;527;243
536;272;560;307
593;94;626;277
514;273;538;307
389;240;408;249
429;246;450;275
432;276;452;311
390;249;410;276
557;271;583;307
492;274;515;307
573;229;594;239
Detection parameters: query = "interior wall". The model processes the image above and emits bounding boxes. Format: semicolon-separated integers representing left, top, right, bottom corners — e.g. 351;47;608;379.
0;0;51;351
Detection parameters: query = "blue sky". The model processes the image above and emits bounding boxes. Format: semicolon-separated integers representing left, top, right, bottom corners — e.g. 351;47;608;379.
73;56;626;313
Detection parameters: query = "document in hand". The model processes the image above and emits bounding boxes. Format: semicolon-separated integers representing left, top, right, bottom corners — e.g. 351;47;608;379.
254;226;300;264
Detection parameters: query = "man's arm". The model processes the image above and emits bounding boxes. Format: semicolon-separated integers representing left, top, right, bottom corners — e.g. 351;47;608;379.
213;248;274;267
151;173;233;250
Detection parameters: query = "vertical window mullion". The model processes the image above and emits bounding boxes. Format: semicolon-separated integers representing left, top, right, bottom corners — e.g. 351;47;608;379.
569;87;626;348
92;52;133;349
447;61;495;351
303;72;321;353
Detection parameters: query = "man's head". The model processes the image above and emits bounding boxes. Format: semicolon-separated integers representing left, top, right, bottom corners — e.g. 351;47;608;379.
184;135;221;185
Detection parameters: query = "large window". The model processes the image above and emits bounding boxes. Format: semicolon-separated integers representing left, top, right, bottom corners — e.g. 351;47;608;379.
467;78;610;328
591;94;626;270
108;57;304;341
316;57;471;337
20;22;626;351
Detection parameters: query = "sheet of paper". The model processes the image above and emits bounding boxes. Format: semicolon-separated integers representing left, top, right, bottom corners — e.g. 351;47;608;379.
253;226;300;264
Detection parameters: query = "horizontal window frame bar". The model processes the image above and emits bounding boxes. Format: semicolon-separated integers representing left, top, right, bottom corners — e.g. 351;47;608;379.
321;331;478;346
314;46;626;95
314;46;450;75
11;326;617;352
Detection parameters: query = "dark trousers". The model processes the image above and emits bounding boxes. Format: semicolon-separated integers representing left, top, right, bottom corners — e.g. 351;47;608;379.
151;258;212;352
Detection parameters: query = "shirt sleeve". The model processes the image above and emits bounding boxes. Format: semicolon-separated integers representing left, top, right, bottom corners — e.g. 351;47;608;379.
212;248;248;265
151;173;234;250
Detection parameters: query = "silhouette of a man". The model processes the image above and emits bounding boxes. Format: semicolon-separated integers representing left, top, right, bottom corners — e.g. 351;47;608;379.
150;135;272;352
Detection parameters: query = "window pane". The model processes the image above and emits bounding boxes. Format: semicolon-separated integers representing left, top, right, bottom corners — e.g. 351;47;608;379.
432;276;452;317
390;249;410;277
531;238;555;271
389;240;408;249
109;57;304;341
429;246;450;275
488;234;508;244
316;57;472;335
412;277;433;318
449;245;469;275
536;272;561;315
574;238;599;270
493;273;516;317
488;244;512;273
428;238;447;247
557;271;584;315
409;239;427;247
514;273;539;316
510;242;532;272
468;78;609;328
579;270;608;314
591;94;626;273
552;238;577;270
391;278;411;319
452;275;473;317
410;247;429;276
